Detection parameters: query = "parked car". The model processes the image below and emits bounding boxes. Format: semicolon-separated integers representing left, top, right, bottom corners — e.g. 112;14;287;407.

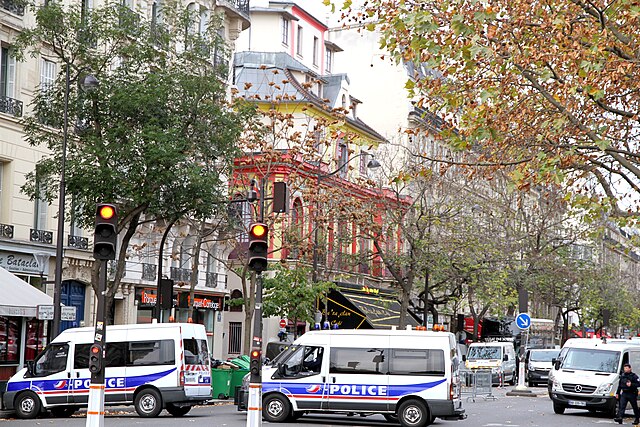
525;348;560;387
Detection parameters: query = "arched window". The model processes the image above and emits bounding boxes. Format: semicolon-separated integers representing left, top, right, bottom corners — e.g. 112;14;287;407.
229;289;243;312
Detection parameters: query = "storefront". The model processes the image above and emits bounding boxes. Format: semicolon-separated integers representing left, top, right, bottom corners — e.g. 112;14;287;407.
134;287;223;353
322;282;420;329
0;266;52;381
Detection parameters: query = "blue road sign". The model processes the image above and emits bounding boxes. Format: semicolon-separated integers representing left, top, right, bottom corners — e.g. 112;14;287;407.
516;313;532;330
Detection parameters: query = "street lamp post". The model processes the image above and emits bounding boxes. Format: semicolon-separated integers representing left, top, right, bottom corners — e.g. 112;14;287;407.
311;153;380;323
52;65;99;337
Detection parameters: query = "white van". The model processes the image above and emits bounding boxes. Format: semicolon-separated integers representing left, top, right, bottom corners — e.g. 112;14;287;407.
548;338;640;416
249;329;465;427
463;341;517;385
3;323;211;419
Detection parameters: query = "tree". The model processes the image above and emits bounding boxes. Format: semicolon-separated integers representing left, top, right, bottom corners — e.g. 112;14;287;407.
16;0;252;320
262;264;335;339
334;0;640;219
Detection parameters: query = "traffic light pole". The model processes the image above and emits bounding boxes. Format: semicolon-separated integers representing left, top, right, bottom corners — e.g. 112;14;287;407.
246;271;263;427
86;259;107;427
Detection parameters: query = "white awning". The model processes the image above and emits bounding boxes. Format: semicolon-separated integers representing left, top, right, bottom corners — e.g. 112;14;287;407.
0;266;53;317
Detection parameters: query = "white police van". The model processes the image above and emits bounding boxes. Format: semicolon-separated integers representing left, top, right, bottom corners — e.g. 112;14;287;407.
548;338;640;417
251;329;465;427
3;323;211;419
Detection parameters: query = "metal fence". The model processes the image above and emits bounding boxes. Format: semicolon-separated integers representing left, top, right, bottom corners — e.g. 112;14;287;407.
460;369;497;401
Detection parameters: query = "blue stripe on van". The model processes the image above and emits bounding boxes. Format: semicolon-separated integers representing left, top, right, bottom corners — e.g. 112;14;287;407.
263;378;446;398
7;368;177;393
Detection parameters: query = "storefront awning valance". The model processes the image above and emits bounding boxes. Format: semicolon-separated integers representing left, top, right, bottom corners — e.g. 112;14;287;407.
324;283;420;329
0;266;53;317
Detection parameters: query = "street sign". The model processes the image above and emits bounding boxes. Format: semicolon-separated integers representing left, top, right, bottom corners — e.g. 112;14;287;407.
37;305;54;320
279;319;287;328
61;306;77;321
515;313;531;330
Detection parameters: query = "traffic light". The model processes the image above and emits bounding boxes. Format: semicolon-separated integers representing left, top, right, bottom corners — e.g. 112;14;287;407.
159;278;174;310
94;203;118;260
88;344;103;374
248;223;268;272
250;349;261;376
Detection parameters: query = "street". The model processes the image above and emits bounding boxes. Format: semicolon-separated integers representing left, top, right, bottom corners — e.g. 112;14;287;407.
0;387;630;426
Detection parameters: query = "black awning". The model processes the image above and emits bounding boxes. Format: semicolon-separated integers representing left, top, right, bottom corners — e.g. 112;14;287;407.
323;283;420;329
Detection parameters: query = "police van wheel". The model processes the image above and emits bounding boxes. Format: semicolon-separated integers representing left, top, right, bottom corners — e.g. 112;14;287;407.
50;406;76;417
398;399;431;427
15;391;41;419
135;389;163;417
166;404;191;417
553;402;566;414
263;394;291;423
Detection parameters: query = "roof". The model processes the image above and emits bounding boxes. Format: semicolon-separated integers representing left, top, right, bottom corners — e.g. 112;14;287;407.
0;266;53;317
249;7;298;21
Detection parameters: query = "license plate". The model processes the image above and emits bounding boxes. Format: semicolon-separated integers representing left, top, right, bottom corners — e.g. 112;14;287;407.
568;400;587;407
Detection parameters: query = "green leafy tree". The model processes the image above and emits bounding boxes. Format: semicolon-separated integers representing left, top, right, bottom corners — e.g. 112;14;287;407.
16;0;253;320
262;264;335;338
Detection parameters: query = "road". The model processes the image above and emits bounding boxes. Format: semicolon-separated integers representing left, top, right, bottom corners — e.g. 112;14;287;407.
0;387;628;426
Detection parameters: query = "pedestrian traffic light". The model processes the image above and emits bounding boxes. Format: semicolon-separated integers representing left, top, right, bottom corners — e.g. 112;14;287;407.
250;349;261;376
94;203;118;260
88;344;103;374
248;223;268;272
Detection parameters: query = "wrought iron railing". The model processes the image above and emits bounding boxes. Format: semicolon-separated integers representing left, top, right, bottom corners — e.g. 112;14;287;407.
219;0;249;16
142;263;157;280
170;267;197;283
68;235;89;249
0;96;23;117
2;0;25;16
30;229;53;244
0;223;14;239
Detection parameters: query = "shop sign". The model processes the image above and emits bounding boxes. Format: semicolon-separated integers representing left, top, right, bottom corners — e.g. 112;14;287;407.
136;288;178;308
179;293;222;310
37;305;54;320
0;251;44;275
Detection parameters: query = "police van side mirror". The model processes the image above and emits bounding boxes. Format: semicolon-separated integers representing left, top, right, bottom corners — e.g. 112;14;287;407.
462;355;466;362
552;358;561;370
26;361;34;377
277;363;286;377
503;354;509;361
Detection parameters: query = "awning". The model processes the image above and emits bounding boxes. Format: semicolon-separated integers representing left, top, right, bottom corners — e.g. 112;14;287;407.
324;283;420;329
0;266;53;317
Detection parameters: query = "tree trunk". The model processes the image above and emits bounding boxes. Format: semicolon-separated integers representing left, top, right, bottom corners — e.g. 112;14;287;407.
188;223;206;321
398;282;411;329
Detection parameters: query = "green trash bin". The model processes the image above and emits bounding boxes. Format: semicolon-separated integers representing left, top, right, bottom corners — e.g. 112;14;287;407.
230;368;250;394
211;368;232;399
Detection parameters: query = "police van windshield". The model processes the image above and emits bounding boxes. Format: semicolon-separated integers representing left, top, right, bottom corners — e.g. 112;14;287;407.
561;348;620;373
467;346;501;360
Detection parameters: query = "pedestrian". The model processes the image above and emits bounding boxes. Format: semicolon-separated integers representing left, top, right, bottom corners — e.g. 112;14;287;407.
615;363;640;424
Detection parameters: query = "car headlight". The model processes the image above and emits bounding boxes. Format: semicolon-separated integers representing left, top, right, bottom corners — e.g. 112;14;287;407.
552;379;562;391
596;382;614;395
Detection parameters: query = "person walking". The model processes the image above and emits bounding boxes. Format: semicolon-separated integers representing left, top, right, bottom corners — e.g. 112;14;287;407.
615;363;640;424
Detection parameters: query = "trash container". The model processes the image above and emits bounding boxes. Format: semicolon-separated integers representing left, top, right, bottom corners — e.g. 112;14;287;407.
211;368;232;399
230;369;250;394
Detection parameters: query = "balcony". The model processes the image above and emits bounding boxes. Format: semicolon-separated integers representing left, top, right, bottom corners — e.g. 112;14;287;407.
2;0;25;16
30;229;53;244
0;96;23;117
218;0;249;17
142;263;157;281
0;223;14;239
68;235;89;250
170;267;197;283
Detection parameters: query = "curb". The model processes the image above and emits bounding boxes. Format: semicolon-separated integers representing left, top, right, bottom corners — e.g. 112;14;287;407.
505;389;547;398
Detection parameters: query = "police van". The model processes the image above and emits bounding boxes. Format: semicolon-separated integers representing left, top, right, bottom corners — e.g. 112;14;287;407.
246;329;465;427
3;323;211;419
548;338;640;417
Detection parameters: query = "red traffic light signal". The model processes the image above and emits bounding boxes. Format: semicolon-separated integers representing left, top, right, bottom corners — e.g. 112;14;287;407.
94;203;118;261
88;344;103;374
248;223;268;273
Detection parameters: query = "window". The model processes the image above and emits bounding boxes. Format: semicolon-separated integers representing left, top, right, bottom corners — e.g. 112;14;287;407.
296;25;303;56
313;36;319;66
40;59;56;91
329;347;386;374
360;152;369;175
128;340;175;366
0;47;16;98
229;289;243;312
33;171;47;230
32;343;68;376
228;322;242;354
389;349;445;376
337;142;348;177
0;162;4;213
325;49;333;73
281;17;289;45
278;346;324;377
0;316;20;363
74;342;127;369
183;338;209;365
